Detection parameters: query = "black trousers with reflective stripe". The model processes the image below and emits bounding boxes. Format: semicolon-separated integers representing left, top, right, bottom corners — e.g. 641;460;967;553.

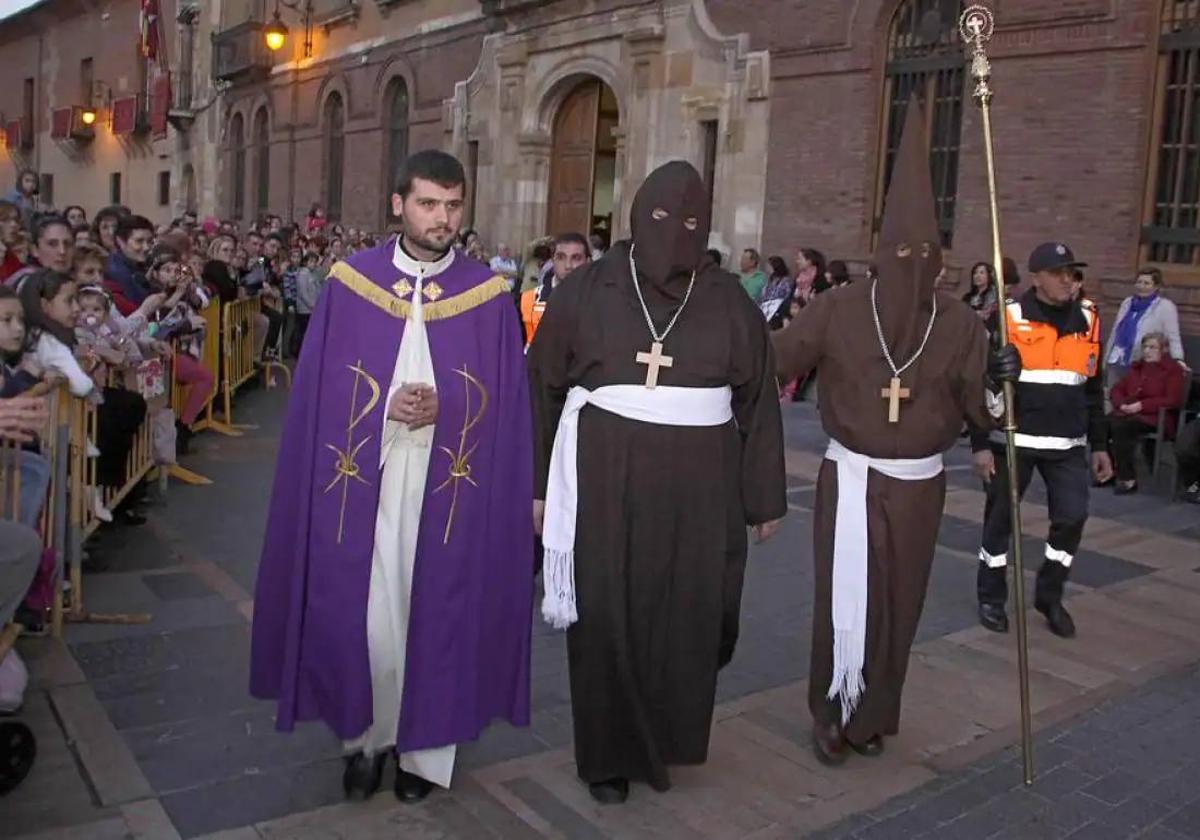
977;445;1089;609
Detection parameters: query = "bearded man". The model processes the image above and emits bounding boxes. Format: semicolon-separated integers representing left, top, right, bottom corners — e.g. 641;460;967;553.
250;150;534;803
528;161;787;803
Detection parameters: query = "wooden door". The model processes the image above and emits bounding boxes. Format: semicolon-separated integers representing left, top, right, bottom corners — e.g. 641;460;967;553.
547;81;601;237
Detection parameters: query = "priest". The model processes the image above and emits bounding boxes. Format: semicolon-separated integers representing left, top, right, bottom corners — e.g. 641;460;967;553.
250;150;534;803
772;102;1019;764
528;161;788;804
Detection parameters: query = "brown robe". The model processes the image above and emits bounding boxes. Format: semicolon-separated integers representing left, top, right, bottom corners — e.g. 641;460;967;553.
773;285;992;743
529;240;787;790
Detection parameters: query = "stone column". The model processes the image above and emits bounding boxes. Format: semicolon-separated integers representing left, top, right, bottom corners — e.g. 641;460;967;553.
516;131;552;251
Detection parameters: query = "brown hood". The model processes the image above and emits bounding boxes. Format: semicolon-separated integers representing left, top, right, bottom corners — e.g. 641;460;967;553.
873;97;943;359
629;161;711;300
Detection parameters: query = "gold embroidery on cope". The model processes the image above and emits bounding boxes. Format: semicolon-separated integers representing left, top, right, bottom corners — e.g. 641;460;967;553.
434;366;488;545
324;361;381;544
329;262;507;322
423;281;444;302
392;279;414;298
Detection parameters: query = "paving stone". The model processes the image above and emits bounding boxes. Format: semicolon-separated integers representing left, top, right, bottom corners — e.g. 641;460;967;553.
141;571;218;601
1063;795;1167;840
502;776;610;840
1163;800;1200;839
1078;769;1144;806
159;757;344;839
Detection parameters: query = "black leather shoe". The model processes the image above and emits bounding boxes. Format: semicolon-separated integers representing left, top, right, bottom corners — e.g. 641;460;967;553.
342;752;385;800
848;735;884;757
395;768;434;803
811;721;848;767
1114;481;1138;496
588;777;629;805
1038;602;1076;639
979;603;1009;634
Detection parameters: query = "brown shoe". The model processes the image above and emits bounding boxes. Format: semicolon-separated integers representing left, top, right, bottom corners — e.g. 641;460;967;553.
848;734;884;757
812;721;848;767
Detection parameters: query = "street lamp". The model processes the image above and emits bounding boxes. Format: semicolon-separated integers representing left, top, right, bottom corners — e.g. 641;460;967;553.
264;12;288;52
264;0;313;58
80;108;98;126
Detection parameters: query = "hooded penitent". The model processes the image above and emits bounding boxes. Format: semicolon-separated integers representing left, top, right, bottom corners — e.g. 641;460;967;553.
629;161;712;300
873;97;943;361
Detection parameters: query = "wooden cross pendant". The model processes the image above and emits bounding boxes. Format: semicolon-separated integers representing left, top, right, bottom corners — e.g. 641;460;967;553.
636;341;674;389
881;376;911;424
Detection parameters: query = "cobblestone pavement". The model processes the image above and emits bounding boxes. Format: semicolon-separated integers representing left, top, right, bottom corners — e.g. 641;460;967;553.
5;389;1199;839
816;664;1200;840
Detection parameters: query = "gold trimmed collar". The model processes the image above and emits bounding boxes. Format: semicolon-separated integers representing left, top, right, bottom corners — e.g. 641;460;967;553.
329;261;508;322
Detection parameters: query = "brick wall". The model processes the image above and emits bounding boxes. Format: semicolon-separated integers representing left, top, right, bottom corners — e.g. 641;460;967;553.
708;0;1199;334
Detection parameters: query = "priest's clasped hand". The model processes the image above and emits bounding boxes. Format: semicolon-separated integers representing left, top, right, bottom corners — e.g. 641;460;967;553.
388;382;438;430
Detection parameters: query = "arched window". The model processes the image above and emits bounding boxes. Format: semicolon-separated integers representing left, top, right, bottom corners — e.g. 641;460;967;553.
253;107;270;218
229;113;245;221
324;93;345;222
385;79;410;221
1143;1;1200;268
876;0;965;248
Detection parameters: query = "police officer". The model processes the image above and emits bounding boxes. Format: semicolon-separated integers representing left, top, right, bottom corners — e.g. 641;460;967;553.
973;243;1113;638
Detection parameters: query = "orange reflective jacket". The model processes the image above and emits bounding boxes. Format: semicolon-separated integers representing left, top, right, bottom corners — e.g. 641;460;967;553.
520;289;546;349
1005;298;1100;385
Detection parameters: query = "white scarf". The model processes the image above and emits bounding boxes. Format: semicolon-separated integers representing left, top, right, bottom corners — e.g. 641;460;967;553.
542;384;734;629
824;438;943;724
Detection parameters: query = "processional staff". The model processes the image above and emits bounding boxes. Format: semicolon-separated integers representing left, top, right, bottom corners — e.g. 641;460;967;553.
959;4;1035;786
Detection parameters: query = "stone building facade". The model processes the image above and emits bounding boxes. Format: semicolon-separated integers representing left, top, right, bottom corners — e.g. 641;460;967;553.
0;0;205;223
6;1;1196;330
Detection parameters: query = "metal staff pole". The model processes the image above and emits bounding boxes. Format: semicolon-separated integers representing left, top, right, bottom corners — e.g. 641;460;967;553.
960;4;1034;786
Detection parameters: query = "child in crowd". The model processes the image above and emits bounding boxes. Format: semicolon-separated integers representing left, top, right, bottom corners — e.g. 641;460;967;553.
0;285;52;528
19;269;148;525
145;247;213;453
291;251;323;357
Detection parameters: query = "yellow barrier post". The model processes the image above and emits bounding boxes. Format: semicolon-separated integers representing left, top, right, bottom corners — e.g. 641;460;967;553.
66;390;152;628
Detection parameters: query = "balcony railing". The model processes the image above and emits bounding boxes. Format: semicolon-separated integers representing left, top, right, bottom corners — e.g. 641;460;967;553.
212;20;274;83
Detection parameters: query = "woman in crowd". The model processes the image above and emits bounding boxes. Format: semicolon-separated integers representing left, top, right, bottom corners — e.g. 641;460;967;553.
1105;267;1185;387
202;235;240;305
6;215;74;290
826;259;851;290
1107;332;1187;495
762;255;794;304
962;261;998;321
92;206;122;253
63;205;87;229
305;203;327;235
793;247;825;304
0;201;24;282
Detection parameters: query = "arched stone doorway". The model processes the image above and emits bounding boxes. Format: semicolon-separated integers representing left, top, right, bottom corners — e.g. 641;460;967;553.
547;78;619;244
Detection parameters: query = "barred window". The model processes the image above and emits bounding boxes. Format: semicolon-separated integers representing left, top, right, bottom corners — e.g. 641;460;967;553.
254;107;270;218
1143;0;1200;267
324;93;345;222
876;0;965;248
229;113;245;221
385;79;409;223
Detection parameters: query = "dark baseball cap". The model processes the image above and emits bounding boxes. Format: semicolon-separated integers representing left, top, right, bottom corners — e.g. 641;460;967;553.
1028;242;1088;274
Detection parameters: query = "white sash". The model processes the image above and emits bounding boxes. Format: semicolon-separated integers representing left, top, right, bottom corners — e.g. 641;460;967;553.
542;384;734;629
824;438;943;724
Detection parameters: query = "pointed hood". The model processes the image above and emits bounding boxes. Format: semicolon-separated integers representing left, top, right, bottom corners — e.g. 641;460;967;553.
873;97;942;357
629;161;711;299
